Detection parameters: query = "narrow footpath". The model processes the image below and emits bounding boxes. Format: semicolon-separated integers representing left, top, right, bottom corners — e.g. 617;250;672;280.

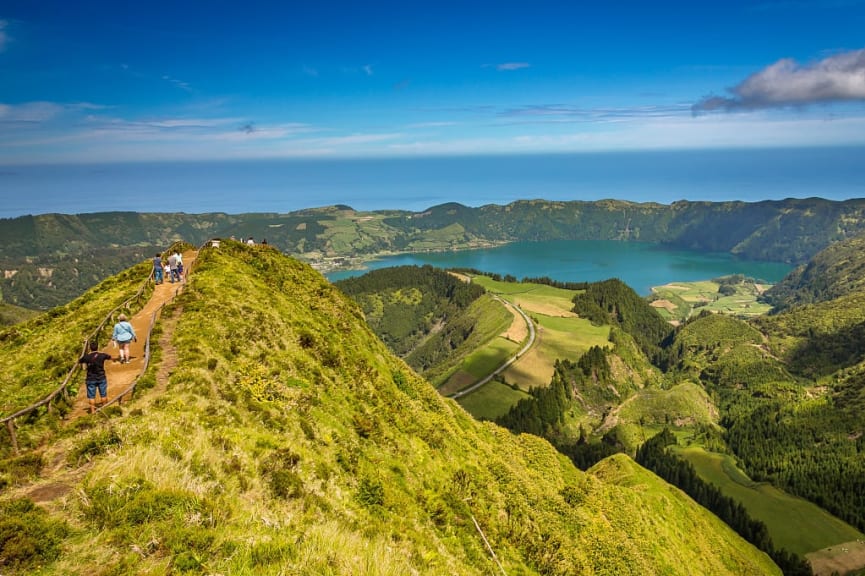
66;250;197;419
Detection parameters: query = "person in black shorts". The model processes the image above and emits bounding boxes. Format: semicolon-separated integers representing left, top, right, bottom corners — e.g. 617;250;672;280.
78;341;112;413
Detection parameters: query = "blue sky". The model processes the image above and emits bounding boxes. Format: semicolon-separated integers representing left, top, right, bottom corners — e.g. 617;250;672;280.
2;0;865;163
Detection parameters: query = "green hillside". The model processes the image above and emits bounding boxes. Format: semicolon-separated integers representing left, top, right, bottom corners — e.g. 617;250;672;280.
0;261;153;420
334;265;512;387
4;196;865;309
0;301;40;326
763;231;865;311
0;242;780;575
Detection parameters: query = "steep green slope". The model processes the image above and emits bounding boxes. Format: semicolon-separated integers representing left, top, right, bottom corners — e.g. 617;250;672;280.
0;243;780;575
764;231;865;311
0;301;40;326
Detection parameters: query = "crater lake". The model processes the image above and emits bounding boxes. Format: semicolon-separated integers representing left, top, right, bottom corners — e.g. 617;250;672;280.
326;240;793;295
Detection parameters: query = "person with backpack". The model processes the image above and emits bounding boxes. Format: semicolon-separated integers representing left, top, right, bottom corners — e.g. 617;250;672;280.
78;341;112;413
112;313;137;364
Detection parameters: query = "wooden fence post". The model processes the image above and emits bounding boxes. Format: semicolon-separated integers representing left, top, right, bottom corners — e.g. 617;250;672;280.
6;420;19;456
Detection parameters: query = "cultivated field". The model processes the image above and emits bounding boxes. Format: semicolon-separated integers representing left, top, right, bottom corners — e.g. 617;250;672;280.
472;276;610;390
437;337;518;396
650;278;773;322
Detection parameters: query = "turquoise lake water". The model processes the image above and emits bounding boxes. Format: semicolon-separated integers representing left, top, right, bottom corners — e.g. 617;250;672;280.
327;240;793;295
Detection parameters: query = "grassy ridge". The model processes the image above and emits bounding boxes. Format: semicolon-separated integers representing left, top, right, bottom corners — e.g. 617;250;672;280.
0;242;781;575
0;260;152;421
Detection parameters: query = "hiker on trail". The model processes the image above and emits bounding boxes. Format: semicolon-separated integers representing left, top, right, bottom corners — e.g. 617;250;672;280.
174;250;184;282
112;313;137;364
153;253;164;284
247;236;255;245
167;252;179;283
261;238;268;245
79;341;112;413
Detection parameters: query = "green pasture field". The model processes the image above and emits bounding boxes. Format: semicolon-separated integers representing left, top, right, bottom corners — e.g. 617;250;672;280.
675;445;864;556
456;379;530;420
650;279;773;322
459;336;519;379
319;217;395;253
406;223;467;250
427;295;515;390
472;276;578;314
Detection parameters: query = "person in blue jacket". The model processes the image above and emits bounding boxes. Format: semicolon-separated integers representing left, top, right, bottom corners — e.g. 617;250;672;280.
112;313;137;364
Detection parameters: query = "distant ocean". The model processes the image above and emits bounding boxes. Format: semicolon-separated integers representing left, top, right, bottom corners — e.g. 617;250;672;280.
1;147;864;218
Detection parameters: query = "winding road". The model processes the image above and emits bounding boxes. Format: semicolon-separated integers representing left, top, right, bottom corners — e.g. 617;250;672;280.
448;295;536;399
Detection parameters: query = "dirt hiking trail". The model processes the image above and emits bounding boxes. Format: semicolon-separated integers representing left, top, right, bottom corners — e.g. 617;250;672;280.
66;249;197;419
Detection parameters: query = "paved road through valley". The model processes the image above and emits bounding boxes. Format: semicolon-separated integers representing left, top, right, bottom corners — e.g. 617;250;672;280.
448;295;536;399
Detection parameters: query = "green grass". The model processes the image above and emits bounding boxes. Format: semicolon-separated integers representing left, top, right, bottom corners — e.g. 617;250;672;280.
503;312;610;390
472;276;578;313
471;275;611;390
422;294;514;388
0;302;40;326
456;379;530;420
459;336;518;378
676;446;864;556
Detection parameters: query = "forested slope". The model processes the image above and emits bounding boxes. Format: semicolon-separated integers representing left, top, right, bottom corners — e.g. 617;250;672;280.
763;231;865;311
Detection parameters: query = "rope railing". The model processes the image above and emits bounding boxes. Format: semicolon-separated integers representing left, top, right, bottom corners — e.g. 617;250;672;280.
1;242;195;454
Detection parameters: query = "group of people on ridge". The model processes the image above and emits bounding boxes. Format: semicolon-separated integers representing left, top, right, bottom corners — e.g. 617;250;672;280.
80;247;187;414
153;250;184;284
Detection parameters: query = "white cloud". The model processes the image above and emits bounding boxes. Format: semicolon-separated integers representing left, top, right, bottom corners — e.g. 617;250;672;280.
0;101;65;123
162;74;193;92
694;47;865;112
363;64;374;76
496;62;530;71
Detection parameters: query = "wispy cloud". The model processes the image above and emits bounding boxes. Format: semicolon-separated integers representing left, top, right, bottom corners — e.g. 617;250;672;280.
693;48;865;113
0;19;9;53
500;103;691;123
498;62;530;71
162;74;193;93
0;101;63;123
485;62;530;71
302;64;319;77
363;64;374;76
